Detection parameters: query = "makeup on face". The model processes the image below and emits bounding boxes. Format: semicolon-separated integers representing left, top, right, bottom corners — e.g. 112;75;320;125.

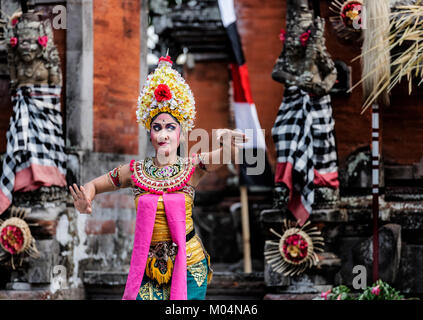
150;113;181;158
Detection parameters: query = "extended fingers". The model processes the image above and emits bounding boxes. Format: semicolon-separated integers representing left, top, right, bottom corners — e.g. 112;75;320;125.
71;183;84;199
69;184;78;200
232;132;248;142
216;129;250;147
80;186;89;201
230;131;249;146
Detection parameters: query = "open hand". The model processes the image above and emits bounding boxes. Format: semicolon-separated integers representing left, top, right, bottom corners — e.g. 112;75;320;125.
216;129;249;148
69;183;92;214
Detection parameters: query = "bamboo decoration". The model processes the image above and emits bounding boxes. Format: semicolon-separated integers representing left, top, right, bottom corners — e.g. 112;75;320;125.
371;104;381;282
362;0;391;109
351;0;423;112
0;207;39;269
264;220;324;277
240;185;252;273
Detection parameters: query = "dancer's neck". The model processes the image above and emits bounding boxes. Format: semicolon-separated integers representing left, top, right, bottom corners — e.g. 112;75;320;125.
153;153;178;167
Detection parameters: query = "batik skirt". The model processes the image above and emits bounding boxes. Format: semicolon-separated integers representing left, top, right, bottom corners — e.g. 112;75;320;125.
136;258;209;300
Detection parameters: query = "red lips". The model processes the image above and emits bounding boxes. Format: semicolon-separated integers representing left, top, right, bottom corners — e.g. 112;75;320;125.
158;142;168;146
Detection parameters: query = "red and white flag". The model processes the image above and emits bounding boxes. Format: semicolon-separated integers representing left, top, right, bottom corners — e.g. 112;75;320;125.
218;0;273;186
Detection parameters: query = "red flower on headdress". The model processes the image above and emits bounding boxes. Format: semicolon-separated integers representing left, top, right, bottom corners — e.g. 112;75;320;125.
159;55;173;65
279;29;286;43
154;84;172;102
10;37;18;47
300;30;311;47
38;36;48;48
11;18;19;26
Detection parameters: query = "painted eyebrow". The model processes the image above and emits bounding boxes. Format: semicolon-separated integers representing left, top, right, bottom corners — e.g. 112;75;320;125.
151;121;178;126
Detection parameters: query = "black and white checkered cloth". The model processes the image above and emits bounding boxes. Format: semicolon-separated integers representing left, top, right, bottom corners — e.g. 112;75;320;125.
271;86;338;215
0;85;67;213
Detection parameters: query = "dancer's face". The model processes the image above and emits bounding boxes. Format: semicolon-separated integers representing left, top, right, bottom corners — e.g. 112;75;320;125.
150;113;181;158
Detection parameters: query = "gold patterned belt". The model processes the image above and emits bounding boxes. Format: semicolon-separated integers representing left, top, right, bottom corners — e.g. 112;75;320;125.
145;241;177;285
145;228;199;285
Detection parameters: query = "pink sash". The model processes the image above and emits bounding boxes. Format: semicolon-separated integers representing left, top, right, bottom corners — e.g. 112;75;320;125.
122;193;187;300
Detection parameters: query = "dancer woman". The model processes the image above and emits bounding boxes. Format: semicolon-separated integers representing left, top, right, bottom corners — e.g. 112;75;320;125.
69;56;246;300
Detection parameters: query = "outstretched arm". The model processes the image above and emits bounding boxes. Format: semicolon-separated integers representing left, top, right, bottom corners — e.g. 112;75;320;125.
69;163;133;214
189;129;247;187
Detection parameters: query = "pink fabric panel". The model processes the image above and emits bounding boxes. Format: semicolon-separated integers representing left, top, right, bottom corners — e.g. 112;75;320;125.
122;193;159;300
163;193;187;300
122;192;188;300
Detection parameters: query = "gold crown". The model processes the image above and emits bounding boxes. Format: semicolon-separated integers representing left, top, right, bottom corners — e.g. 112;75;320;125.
136;56;196;131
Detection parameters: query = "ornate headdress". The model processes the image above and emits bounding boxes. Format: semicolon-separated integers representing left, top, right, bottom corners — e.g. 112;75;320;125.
136;56;196;131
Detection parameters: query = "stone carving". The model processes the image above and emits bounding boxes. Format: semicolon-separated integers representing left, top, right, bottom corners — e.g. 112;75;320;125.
271;0;339;225
7;11;62;90
272;0;337;96
0;11;67;215
0;17;7;76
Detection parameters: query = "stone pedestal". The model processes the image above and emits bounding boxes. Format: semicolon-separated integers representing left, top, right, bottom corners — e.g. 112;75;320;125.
27;239;61;284
261;187;342;297
0;186;84;299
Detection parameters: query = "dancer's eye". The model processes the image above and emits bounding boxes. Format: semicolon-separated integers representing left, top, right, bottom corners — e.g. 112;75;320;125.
152;124;162;132
166;124;176;131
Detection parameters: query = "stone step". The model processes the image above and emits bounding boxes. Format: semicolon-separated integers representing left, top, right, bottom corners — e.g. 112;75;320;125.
206;270;266;300
0;288;85;300
264;293;319;300
264;250;341;292
82;267;267;300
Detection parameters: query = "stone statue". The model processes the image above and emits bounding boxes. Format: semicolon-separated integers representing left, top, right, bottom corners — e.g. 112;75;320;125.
7;11;62;89
271;0;339;226
0;11;67;215
272;0;337;96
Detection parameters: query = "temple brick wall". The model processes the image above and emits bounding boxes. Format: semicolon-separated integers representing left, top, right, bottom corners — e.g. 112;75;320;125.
92;0;140;155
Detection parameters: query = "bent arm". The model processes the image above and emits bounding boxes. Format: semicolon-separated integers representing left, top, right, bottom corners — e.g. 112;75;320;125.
70;163;133;213
189;135;242;187
201;144;238;172
90;164;133;198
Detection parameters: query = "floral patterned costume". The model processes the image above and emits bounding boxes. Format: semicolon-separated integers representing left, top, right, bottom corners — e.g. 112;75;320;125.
112;155;212;300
